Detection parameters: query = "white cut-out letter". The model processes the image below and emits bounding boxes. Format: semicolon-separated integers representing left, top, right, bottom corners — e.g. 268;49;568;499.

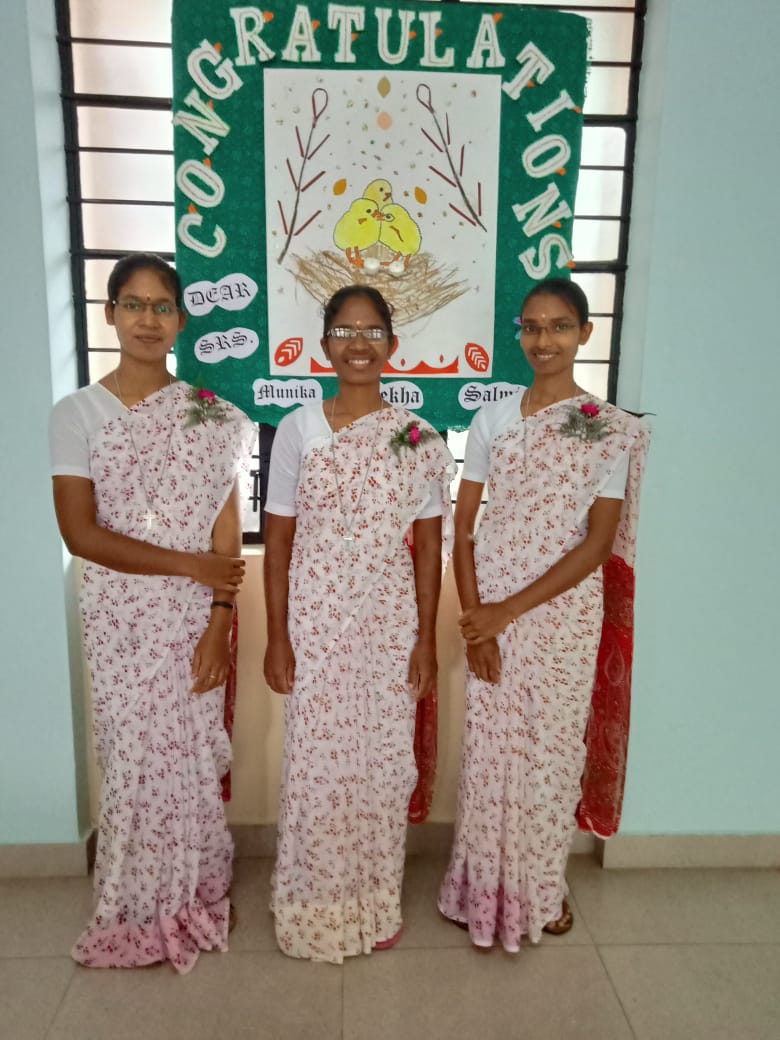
230;7;275;65
374;7;416;66
502;42;555;101
176;160;226;208
526;90;577;133
282;5;322;63
418;11;454;67
178;213;227;259
466;14;505;69
328;4;365;64
173;89;231;156
518;234;572;278
187;40;244;101
512;183;571;238
522;134;571;179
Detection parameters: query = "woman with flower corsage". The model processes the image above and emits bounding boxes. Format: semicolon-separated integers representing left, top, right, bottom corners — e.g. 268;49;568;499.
264;284;454;963
439;277;649;951
49;253;255;973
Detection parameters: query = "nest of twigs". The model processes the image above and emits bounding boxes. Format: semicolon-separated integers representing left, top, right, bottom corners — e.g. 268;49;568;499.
291;246;468;325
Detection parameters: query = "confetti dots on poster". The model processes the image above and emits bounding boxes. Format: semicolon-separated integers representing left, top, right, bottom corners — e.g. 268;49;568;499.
333;178;348;195
414;187;427;204
377;111;393;130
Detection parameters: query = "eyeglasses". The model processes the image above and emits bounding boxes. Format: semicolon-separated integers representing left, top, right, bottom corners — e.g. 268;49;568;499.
327;326;389;342
113;298;179;317
519;321;578;338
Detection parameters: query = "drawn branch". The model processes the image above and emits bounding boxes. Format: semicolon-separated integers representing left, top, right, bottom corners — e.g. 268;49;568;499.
277;88;330;264
416;83;486;232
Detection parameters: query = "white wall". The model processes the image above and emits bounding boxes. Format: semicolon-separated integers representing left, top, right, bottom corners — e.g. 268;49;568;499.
618;0;780;833
2;0;779;850
0;0;87;843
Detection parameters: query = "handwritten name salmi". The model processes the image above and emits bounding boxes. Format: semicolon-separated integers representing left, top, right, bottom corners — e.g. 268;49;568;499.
174;3;581;280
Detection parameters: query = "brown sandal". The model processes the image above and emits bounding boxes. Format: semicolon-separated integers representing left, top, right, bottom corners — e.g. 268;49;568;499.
543;899;573;936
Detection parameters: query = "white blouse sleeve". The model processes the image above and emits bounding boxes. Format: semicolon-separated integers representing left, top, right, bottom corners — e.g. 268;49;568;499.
49;394;92;479
598;449;630;500
460;406;493;484
264;410;304;517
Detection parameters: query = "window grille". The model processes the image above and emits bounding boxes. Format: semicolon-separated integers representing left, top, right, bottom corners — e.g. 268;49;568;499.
57;0;646;537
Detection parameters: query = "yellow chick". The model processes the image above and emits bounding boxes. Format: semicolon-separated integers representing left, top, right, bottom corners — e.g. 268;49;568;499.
333;197;384;268
378;202;421;269
364;178;393;207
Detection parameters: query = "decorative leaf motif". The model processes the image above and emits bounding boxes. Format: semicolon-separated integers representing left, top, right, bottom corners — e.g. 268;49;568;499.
378;76;391;98
333;178;347;196
274;337;303;367
414;186;428;204
465;342;489;372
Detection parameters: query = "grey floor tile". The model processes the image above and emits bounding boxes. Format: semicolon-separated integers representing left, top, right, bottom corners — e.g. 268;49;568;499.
47;951;342;1040
0;876;93;958
343;946;633;1040
568;857;780;944
0;957;74;1040
601;944;780;1040
226;857;278;952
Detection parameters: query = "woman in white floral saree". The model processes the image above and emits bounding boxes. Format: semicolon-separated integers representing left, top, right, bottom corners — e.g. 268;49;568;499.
264;285;453;963
50;254;255;973
439;278;649;951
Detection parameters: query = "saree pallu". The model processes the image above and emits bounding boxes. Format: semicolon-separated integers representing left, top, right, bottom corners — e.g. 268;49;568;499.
270;407;453;963
438;398;648;950
74;383;255;974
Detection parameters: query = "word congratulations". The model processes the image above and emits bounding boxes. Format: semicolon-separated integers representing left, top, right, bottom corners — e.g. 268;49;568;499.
174;3;581;270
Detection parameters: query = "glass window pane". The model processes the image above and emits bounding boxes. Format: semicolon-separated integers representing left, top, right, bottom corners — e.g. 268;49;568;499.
577;318;612;362
71;0;172;42
86;350;120;383
82;202;175;253
572;218;620;263
574;362;609;398
78;106;173;151
571;272;616;316
587;12;635;63
73;43;172;98
583;67;630;117
85;259;119;301
86;302;111;348
80;152;175;202
575;169;624;217
580;126;626;168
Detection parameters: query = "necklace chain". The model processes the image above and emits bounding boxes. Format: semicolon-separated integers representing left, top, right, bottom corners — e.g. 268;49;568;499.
114;371;176;531
328;397;385;552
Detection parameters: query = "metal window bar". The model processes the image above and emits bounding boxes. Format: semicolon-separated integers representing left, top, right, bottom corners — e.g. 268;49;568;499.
56;0;646;536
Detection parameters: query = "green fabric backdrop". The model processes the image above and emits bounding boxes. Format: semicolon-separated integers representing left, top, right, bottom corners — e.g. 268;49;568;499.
172;1;588;428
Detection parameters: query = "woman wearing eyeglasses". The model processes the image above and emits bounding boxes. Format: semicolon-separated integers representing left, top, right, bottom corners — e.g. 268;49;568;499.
264;284;454;962
438;278;649;951
49;253;255;973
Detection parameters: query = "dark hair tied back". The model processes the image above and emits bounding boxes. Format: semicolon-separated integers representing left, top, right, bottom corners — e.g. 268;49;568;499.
522;277;589;325
107;253;183;310
322;284;394;341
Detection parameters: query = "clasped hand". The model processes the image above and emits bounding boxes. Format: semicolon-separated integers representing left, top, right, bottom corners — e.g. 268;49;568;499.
459;602;511;644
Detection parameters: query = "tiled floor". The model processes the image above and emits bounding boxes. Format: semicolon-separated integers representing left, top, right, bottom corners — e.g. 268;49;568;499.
1;855;779;1040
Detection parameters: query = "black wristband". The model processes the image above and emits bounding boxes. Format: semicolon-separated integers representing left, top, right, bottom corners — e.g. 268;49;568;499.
211;600;234;610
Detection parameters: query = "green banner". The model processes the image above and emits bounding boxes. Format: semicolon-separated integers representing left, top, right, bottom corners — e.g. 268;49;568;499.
172;1;588;428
